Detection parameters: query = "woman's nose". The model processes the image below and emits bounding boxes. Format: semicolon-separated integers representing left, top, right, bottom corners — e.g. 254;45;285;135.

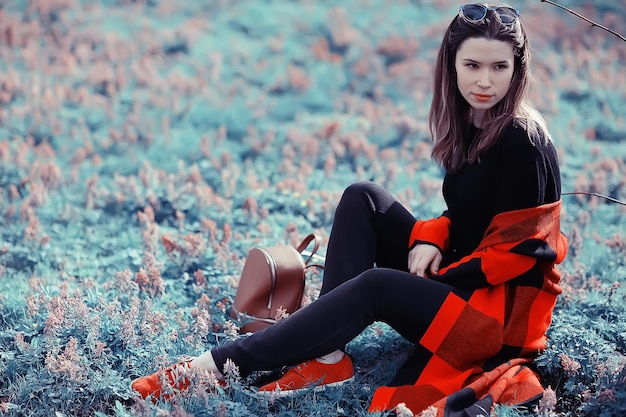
477;70;492;88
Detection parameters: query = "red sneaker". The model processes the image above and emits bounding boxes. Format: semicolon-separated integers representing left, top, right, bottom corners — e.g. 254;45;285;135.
131;361;226;401
131;361;192;401
257;354;354;397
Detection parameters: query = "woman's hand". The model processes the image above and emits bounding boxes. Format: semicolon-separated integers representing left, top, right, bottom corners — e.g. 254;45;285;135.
408;244;442;278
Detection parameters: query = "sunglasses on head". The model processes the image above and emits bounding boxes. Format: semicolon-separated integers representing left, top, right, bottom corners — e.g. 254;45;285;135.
459;3;519;25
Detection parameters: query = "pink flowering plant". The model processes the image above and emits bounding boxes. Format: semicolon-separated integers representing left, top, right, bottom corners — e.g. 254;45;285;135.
1;0;625;416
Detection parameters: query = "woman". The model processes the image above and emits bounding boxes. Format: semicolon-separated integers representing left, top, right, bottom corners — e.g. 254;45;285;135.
132;4;568;415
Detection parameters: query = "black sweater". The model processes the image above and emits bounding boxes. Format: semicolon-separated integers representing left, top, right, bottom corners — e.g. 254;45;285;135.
440;121;561;267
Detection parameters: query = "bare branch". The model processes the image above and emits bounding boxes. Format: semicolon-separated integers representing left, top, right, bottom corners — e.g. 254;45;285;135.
562;192;626;206
540;0;626;42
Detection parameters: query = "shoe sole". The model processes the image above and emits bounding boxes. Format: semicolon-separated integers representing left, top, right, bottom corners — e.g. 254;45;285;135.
256;376;354;398
130;377;228;400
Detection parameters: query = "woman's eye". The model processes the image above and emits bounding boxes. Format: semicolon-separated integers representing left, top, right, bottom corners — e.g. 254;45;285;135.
495;64;509;70
466;63;478;69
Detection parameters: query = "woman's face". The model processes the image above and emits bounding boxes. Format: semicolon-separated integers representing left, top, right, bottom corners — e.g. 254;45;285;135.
454;37;515;125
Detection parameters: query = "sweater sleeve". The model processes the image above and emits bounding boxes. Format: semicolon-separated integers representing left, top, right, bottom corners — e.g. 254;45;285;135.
408;211;451;253
492;123;561;214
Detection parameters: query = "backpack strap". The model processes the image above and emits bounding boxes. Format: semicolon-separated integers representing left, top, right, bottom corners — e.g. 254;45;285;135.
296;233;321;266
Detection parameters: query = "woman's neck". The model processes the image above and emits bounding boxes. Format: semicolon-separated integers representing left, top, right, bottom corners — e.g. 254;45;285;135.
471;110;486;128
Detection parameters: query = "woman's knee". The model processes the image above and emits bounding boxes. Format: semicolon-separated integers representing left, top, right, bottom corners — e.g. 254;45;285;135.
349;269;394;302
339;181;383;210
342;181;375;198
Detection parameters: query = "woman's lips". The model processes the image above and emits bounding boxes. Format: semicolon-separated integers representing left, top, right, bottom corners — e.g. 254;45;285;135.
473;93;493;102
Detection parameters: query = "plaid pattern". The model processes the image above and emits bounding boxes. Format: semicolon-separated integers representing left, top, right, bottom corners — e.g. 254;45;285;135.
369;201;568;416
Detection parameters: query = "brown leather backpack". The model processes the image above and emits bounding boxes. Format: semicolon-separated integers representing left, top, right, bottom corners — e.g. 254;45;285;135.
230;233;322;333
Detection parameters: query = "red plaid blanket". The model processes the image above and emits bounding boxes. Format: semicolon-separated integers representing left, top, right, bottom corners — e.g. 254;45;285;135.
369;201;568;416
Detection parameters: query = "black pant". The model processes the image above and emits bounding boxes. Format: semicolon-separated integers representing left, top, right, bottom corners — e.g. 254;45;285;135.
211;182;455;379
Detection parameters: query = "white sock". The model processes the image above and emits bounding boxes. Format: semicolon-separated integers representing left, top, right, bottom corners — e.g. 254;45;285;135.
315;350;345;365
190;351;225;379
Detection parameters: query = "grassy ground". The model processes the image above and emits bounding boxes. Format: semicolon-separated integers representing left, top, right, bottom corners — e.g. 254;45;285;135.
0;0;625;416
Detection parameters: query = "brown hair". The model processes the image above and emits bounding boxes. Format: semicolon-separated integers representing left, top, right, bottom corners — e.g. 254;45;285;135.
429;4;550;171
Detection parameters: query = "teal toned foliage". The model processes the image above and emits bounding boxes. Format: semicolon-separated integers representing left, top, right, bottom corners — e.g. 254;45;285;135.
0;0;624;416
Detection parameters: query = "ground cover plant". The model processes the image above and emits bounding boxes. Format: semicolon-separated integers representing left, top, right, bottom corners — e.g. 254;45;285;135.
0;0;624;416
